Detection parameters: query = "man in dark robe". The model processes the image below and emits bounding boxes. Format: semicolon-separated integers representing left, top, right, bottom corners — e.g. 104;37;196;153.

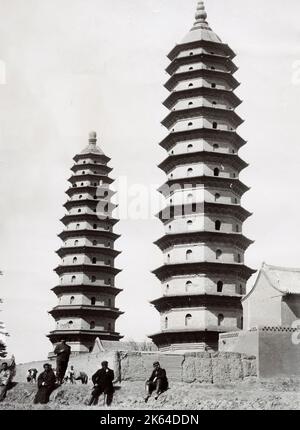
88;361;114;406
34;364;56;405
0;362;12;402
53;339;71;385
145;362;168;402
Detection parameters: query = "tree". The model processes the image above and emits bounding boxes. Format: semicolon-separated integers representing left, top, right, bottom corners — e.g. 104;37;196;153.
0;340;7;358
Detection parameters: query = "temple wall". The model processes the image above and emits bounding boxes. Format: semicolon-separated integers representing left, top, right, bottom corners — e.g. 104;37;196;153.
13;351;257;384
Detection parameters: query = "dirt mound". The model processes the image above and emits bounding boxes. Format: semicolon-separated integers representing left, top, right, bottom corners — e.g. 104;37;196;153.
0;379;299;410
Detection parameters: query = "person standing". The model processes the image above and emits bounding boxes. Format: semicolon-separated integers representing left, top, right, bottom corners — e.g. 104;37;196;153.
0;362;12;402
34;364;56;405
53;339;71;385
145;362;168;402
88;361;114;406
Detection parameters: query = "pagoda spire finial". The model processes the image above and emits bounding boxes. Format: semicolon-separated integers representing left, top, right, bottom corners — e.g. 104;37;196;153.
192;1;211;31
89;130;97;145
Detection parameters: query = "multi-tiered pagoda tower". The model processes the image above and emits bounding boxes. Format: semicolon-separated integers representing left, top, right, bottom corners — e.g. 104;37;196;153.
48;132;123;354
150;2;255;352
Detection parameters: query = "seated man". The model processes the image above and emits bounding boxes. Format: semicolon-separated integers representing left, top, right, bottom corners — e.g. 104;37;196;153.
145;361;168;402
88;361;114;406
0;362;12;402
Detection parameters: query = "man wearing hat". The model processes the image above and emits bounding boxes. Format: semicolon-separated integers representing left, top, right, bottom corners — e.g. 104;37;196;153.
53;339;71;385
88;361;115;406
34;363;56;405
145;362;169;402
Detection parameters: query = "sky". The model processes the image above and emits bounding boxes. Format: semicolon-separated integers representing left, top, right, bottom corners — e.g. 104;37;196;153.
0;0;300;363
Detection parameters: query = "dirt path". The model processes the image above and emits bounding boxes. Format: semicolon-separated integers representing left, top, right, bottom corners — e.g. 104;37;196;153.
0;379;299;410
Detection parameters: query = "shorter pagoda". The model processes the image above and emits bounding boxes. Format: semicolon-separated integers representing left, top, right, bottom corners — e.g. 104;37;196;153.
48;132;123;354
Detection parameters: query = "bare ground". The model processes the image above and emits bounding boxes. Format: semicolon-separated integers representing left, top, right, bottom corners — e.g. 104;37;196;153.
0;379;299;410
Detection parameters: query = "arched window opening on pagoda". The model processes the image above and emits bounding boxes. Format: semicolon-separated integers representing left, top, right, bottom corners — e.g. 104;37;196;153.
93;240;97;246
186;281;192;292
236;225;239;233
211;66;215;70
211;83;216;88
189;52;194;56
218;314;224;326
164;317;168;329
187;193;193;202
94;182;97;186
237;254;242;263
187;144;193;152
213;143;219;151
213;122;218;129
217;281;223;293
104;191;109;197
167;254;171;263
216;249;222;260
186;250;193;261
215;193;220;202
76;224;80;230
214;168;220;177
91;276;96;283
188;122;193;127
68;321;73;327
189;66;193;70
83;161;86;164
169;225;172;231
78;209;82;213
212;101;217;106
81;183;84;186
187;220;193;230
187;168;193;177
185;314;192;327
82;171;85;175
74;240;79;246
70;296;75;305
94;196;97;200
79;195;83;199
92;257;97;265
106;278;111;285
188;83;194;87
166;284;170;293
189;102;193;106
73;257;77;264
71;276;76;283
215;220;221;231
91;297;96;306
93;224;97;230
90;321;95;330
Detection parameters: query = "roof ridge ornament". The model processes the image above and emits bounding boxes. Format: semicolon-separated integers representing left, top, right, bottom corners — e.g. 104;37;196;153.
191;1;211;32
89;131;97;145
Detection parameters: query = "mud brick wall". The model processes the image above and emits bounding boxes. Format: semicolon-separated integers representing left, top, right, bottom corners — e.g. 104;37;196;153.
118;351;257;383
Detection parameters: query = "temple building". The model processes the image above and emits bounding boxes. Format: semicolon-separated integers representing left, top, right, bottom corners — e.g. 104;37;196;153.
150;2;255;352
48;132;123;354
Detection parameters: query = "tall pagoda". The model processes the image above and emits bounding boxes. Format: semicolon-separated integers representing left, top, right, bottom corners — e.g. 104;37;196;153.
150;2;255;352
48;132;123;354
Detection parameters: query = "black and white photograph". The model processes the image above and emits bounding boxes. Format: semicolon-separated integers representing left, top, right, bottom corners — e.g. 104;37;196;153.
0;0;299;414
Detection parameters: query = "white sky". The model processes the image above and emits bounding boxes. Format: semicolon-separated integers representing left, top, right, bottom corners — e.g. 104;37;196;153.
1;0;300;363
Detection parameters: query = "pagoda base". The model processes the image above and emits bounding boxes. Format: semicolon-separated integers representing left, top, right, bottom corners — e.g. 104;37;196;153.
149;330;220;352
47;330;123;355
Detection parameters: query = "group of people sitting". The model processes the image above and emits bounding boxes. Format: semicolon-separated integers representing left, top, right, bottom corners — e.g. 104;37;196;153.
1;339;170;406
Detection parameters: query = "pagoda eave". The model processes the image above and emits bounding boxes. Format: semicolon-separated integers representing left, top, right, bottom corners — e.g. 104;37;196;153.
68;174;114;185
49;306;123;319
54;264;122;276
152;262;256;282
63;199;117;211
157;202;252;223
167;40;236;62
163;87;242;110
161;106;244;129
71;164;113;175
60;214;119;226
159;128;246;152
66;186;116;198
166;53;236;76
52;284;123;296
151;294;243;311
58;229;121;241
158;176;250;197
56;246;121;259
47;330;123;342
154;232;254;251
164;69;240;92
73;153;111;163
158;151;248;173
